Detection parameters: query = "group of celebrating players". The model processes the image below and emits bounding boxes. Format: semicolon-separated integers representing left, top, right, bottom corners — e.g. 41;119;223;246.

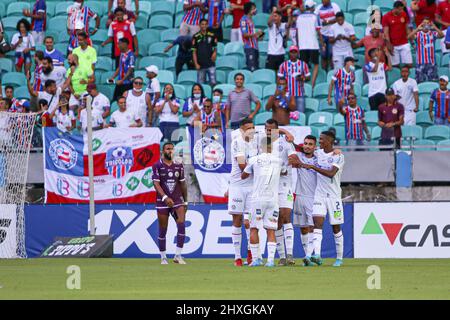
151;117;345;267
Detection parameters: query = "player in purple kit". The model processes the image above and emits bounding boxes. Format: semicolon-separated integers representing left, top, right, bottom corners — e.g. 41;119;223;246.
152;142;188;265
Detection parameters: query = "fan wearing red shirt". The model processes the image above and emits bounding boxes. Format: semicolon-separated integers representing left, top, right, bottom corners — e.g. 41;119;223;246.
382;1;413;68
411;0;436;26
230;0;249;42
435;0;450;30
278;0;302;22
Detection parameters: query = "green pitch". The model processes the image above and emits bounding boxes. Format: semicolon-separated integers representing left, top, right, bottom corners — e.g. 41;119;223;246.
0;259;449;299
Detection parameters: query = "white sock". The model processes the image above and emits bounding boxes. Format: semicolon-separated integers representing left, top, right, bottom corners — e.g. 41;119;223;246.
267;242;277;263
300;233;309;256
232;226;242;259
175;247;182;257
307;232;315;257
283;223;294;256
275;228;286;259
334;231;344;260
313;229;323;257
160;251;167;259
245;227;251;250
250;243;259;263
257;244;263;260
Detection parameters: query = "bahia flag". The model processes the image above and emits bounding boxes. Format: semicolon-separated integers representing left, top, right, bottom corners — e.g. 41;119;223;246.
43;127;162;203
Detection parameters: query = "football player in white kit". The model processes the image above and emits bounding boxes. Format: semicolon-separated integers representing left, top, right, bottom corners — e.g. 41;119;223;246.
302;131;345;267
264;119;297;266
228;118;258;267
241;135;283;268
123;77;148;126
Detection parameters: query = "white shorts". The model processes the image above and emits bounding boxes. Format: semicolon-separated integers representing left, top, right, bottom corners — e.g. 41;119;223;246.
391;43;413;66
312;196;344;225
293;196;314;227
333;52;353;71
278;186;294;209
404;110;416;126
250;201;279;230
230;28;243;43
31;31;44;45
228;185;253;215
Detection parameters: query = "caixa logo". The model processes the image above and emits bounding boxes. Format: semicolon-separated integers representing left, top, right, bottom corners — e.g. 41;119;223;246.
362;212;450;247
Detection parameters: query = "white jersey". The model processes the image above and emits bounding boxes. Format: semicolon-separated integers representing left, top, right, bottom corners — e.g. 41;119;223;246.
295;152;318;198
109;109;140;128
244;153;282;202
314;149;344;199
54;110;75;133
229;132;258;187
126;90;147;126
392;78;419;112
271;137;296;188
40;66;67;87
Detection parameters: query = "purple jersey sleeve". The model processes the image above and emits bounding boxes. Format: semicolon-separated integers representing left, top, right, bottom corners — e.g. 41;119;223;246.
151;162;161;181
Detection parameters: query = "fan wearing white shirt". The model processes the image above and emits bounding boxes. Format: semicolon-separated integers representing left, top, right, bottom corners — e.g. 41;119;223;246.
392;66;419;125
266;10;290;72
108;96;142;128
86;83;111;120
329;12;356;71
27;75;71;114
40;57;67;88
10;19;36;74
364;47;392;111
78;105;104;133
52;98;76;133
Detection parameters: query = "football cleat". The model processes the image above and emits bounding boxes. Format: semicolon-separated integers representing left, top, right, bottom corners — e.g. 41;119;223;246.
234;258;243;267
246;250;253;265
161;258;169;265
249;259;264;267
302;257;315;267
333;259;343;267
173;255;187;264
265;261;275;268
310;255;323;266
287;254;295;266
278;258;287;266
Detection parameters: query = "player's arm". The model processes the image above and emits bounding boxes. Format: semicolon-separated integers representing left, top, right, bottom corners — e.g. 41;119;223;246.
278;128;294;142
241;160;253;180
153;180;174;208
307;163;339;178
288;153;303;168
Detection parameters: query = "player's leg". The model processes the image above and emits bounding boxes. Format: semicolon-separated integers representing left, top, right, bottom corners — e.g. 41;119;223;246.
228;187;245;266
275;219;286;265
311;198;326;265
157;210;170;264
264;203;279;267
328;198;345;267
243;188;254;264
248;208;263;267
280;208;295;265
173;206;187;264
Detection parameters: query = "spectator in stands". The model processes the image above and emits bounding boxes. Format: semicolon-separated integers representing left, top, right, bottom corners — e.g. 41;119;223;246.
338;92;371;148
68;21;93;54
365;47;392;111
155;84;180;141
265;76;296;125
192;19;218;87
378;88;405;149
180;0;208;37
38;99;53;127
44;36;65;67
278;0;302;23
213;88;227;128
67;0;100;39
86;83;111;120
408;19;444;83
382;1;413;69
183;83;207;126
0;28;10;59
145;65;161;127
315;0;341;72
67;54;95;99
226;72;261;129
263;0;278;14
436;0;450;31
11;19;35;74
123;77;147;126
205;0;227;42
23;0;46;46
33;51;45;93
61;87;80;112
107;0;136;27
392;66;419;125
53;97;76;133
110;38;136;101
411;0;436;26
329;12;356;72
27;78;69;113
241;2;263;72
230;0;249;42
278;45;310;113
164;35;194;76
3;86;15;103
108;0;139;16
429;75;450;126
72;32;97;73
102;7;138;67
295;1;322;89
194;98;222;133
9;98;30;113
353;23;386;84
108;95;143;128
328;56;355;107
40;57;67;88
78;98;104;132
266;10;289;72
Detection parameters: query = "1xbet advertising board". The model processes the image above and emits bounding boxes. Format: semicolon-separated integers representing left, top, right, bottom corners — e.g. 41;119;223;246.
25;204;354;258
354;202;450;258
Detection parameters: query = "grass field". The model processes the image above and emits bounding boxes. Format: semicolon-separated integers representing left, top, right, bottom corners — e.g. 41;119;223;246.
0;258;449;299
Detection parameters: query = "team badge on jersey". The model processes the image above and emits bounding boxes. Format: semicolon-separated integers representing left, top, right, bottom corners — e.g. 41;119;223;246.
194;137;225;171
105;146;134;179
49;139;78;171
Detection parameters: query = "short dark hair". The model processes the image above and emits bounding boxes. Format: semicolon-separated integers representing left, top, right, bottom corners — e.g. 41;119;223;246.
44;36;54;42
114;7;125;14
44;79;56;88
200;18;208;24
234;72;245;81
240;117;253;127
204;98;213;105
244;2;256;15
213;88;223;95
321;130;336;141
43;57;53;65
117;96;126;102
38;99;48;106
265;118;279;128
35;50;44;60
5;85;14;92
133;76;143;82
304;135;317;142
77;31;88;39
162;141;174;149
368;48;378;58
119;37;130;45
17;19;31;32
273;10;282;16
393;1;405;8
336;11;345;18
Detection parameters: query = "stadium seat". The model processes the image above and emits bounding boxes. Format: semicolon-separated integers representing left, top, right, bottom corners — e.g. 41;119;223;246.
0;3;5;18
216;70;226;84
14;86;30;100
348;0;371;14
371;126;381;140
148;15;173;30
161;29;180;43
305;97;319;114
213;84;235;98
224;42;245;58
304;83;313;97
228;69;253;84
137;29;160;50
416;111;434;128
365;111;379;128
85;1;104;16
387;68;401;87
137;56;163;71
158;70;175;85
253;14;270;29
48;16;68;32
2;72;27;87
358;97;370;111
150;1;174;16
354;69;364;85
316;69;327;84
174;12;184;28
148;42;173;57
437;139;450;151
0;58;13;73
418;82;439;97
313;83;329;99
333;0;348;12
441;53;450;67
319;99;337;113
98;43;113;57
7;3;30;16
55;2;72;16
308;112;333;127
362;84;369;97
333;113;345;127
134;15;149;30
413;139;436;151
354;26;365;41
173;84;187;99
262;83;276;100
163;56;177;73
177;70;198;85
353;12;369;27
374;0;393;11
216;56;241;72
54;44;68;58
97;85;114;101
251;69;275;86
401;125;423;141
258;41;268;57
424;125;450;141
246;84;263;100
334;126;346;142
254;112;272;125
139;1;152;16
90;30;109;45
290;112;306;126
1;17;23;31
100;71;116;84
95;57;114;72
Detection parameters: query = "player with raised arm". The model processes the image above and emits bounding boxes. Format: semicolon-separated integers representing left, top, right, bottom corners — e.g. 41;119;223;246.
241;135;284;268
264;119;296;266
302;131;345;267
152;142;188;265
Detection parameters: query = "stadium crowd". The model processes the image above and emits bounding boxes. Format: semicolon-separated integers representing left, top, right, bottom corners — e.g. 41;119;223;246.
0;0;449;149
